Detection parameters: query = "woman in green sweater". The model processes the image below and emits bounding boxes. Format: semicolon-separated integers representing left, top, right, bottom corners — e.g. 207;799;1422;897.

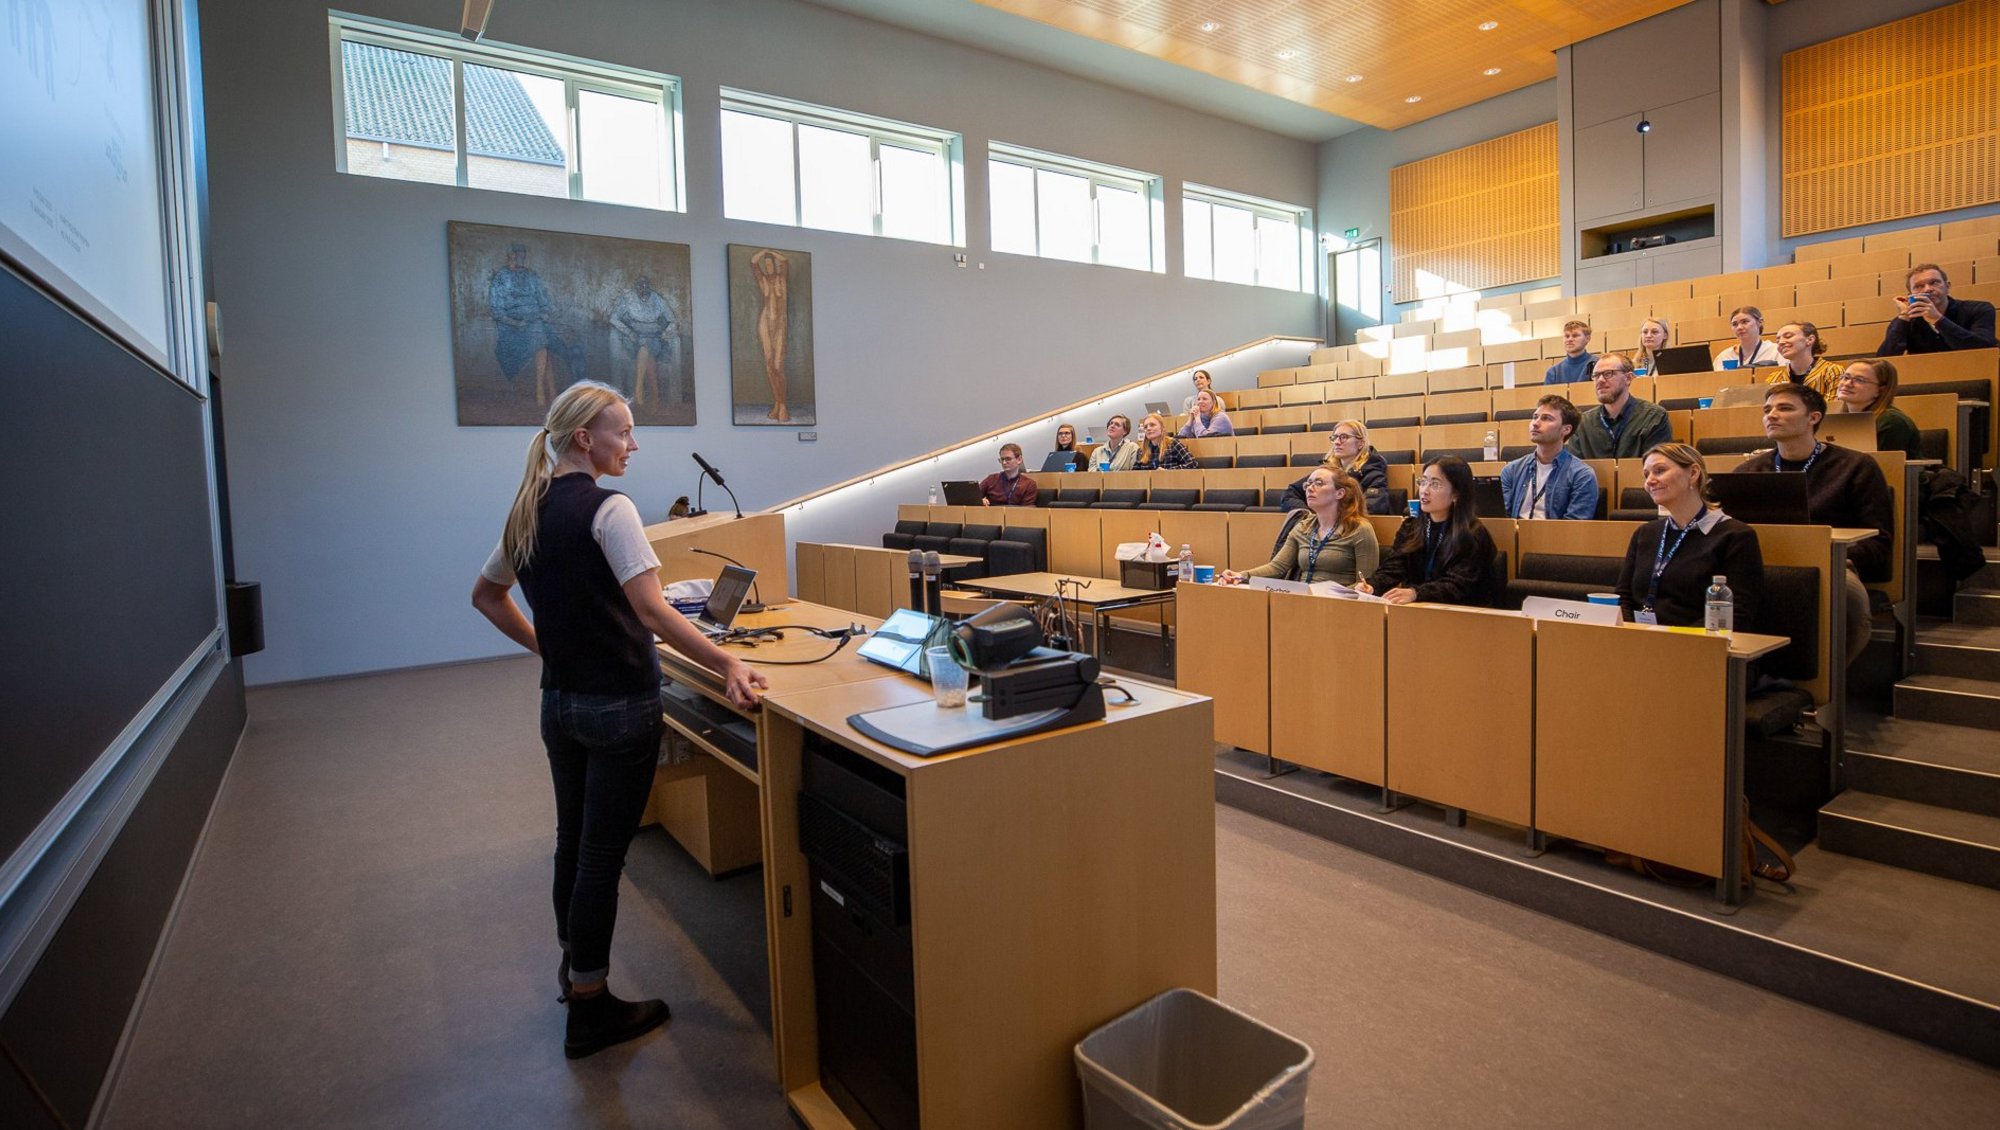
1222;465;1379;586
1833;359;1922;460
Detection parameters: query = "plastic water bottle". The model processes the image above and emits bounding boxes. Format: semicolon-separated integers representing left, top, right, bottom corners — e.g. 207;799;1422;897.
1482;429;1500;461
928;483;939;506
1705;575;1733;634
1178;544;1195;584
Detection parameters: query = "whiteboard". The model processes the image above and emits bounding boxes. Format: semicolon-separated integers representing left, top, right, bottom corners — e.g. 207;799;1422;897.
0;0;171;364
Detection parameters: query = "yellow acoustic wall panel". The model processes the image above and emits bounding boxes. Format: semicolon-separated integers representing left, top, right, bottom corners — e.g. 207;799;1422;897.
1390;123;1559;303
1782;0;2000;238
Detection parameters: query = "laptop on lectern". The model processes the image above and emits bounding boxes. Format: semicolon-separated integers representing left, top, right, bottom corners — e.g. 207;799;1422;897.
690;565;757;637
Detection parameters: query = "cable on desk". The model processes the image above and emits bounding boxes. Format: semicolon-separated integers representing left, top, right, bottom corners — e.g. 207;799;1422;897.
713;623;866;665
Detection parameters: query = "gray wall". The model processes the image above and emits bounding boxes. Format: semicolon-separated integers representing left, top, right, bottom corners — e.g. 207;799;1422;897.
204;0;1321;684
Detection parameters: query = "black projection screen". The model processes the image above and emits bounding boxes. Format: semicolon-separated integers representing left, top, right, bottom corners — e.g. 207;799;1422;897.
0;265;219;867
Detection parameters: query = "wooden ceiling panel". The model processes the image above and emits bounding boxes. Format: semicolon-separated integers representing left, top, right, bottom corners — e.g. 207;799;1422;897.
975;0;1688;129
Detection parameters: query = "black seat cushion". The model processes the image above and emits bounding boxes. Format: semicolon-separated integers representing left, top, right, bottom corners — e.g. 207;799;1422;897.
1290;452;1324;467
1202;455;1235;469
1203;489;1260;509
1262;489;1291;508
1919;428;1948;461
985;539;1037;577
999;526;1048;571
1609;507;1660;522
1493;407;1537;422
883;518;924;551
1757;565;1820;682
1055;488;1099;506
1504;552;1623;608
1366;415;1420;430
1235;454;1289;468
1695;435;1768;457
912;535;953;553
1658;396;1706;412
1096;489;1147;508
1500;445;1536;461
1261;423;1308;435
1744;685;1815;738
944;537;991;579
1148;488;1200;510
1900;379;1990;460
1423;446;1484;464
1425;412;1489;426
958;524;1001;543
924;522;963;540
1620;486;1653;509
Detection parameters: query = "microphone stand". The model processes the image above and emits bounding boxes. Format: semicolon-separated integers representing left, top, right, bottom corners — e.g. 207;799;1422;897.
689;546;768;612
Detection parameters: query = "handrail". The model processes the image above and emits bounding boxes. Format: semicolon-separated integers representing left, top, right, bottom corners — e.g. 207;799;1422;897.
764;334;1320;514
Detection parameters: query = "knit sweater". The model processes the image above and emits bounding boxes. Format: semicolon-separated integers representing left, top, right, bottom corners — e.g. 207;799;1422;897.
1732;440;1894;581
1245;513;1380;586
1566;396;1673;460
1614;509;1764;629
1367;516;1502;606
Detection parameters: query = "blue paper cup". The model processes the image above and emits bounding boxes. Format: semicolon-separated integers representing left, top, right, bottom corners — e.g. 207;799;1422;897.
1721;359;1740;370
1407;499;1421;518
1697;396;1714;409
1587;593;1620;606
1193;565;1216;583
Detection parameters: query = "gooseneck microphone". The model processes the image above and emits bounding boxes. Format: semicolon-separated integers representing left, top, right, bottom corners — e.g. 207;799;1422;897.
689;546;767;612
908;548;926;614
690;452;744;518
921;551;942;617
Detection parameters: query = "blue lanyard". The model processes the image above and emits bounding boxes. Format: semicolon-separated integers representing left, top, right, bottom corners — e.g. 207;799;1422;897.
1521;461;1555;518
1773;442;1823;474
1601;408;1629;446
1645;515;1701;612
1000;473;1019;503
1300;522;1339;581
1422;517;1442;580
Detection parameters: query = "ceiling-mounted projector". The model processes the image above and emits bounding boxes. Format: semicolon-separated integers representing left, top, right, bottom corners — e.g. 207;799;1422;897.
461;0;493;41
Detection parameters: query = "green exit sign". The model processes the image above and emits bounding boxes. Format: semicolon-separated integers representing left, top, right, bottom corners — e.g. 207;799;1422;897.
1343;227;1361;239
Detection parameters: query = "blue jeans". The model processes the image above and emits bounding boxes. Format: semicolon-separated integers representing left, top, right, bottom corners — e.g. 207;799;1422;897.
540;688;663;984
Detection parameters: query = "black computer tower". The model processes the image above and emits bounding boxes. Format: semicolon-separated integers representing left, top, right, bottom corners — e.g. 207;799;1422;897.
799;736;918;1130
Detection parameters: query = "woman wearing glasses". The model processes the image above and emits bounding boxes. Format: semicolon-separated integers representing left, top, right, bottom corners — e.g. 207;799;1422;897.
1832;360;1922;459
1356;456;1501;606
1222;466;1378;587
1285;419;1392;514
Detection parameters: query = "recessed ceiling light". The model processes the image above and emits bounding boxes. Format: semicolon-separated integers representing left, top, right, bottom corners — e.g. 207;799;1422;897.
1198;20;1220;33
1483;67;1502;76
1405;95;1423;103
1344;73;1365;83
1276;48;1299;60
1478;20;1500;31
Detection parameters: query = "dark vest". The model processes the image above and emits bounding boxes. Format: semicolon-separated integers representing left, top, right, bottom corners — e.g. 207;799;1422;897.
516;474;659;694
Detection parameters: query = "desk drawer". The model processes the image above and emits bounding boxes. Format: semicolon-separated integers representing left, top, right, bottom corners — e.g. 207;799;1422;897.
659;680;757;774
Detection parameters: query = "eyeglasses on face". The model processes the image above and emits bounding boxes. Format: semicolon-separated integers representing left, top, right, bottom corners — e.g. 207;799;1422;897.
1330;432;1361;442
1838;373;1878;386
1416;477;1450;491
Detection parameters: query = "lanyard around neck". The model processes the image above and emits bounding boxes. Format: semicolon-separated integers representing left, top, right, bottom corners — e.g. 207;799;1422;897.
1646;515;1701;611
1522;459;1556;518
1774;441;1823;474
1300;520;1340;581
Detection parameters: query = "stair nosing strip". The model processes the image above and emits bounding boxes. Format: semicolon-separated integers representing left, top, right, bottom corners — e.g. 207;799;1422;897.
1821;809;2000;851
1845;751;2000;781
1898;682;2000;700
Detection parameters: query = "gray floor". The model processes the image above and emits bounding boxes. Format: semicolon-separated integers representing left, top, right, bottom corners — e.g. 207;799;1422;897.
101;656;2000;1128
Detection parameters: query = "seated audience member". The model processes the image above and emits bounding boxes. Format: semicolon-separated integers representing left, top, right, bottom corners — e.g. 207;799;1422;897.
1567;353;1672;460
1179;388;1234;437
1768;321;1843;398
1222;466;1379;587
1615;443;1763;629
1714;306;1782;369
1543;319;1597;384
1357;456;1501;606
1284;419;1391;514
1634;317;1671;375
1876;264;1998;355
979;443;1039;506
1132;412;1198;470
1733;384;1893;665
1501;395;1598;519
1091;414;1139;471
1054;422;1078;454
1833;360;1922;460
1181;369;1216;415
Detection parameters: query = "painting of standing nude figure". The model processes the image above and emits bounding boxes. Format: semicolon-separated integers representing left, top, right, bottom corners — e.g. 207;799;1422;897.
447;221;695;426
727;244;816;426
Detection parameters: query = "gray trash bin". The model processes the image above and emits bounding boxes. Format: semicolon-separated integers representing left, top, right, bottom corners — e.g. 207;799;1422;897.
1075;988;1314;1130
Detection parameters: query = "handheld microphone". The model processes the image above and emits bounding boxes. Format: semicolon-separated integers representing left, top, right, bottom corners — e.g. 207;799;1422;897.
689;546;767;612
689;453;744;518
921;551;942;617
907;548;925;613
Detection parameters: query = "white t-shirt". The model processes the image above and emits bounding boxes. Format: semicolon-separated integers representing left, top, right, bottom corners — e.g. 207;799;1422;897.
1521;460;1555;519
480;492;659;587
1714;341;1781;369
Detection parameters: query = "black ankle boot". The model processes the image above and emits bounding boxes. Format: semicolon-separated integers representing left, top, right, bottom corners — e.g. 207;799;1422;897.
564;989;669;1059
557;953;571;1003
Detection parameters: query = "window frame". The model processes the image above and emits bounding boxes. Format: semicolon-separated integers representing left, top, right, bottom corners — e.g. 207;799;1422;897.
1182;184;1315;293
328;12;686;211
987;142;1165;272
720;88;966;247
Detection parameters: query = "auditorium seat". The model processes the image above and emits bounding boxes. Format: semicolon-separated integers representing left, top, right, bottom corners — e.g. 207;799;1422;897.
1501;445;1535;461
1309;420;1340;431
1505;553;1622;608
1899;377;1991;462
1095;488;1147;509
1423;446;1484;463
1235;454;1289;468
1289;452;1322;467
1694;436;1769;457
1251;489;1289;512
1366;414;1420;429
1147;488;1199;510
1745;566;1820;736
1193;489;1259;512
992;526;1046;573
1378;449;1417;465
1658;396;1706;412
1202;455;1236;469
882;519;925;551
1261;423;1308;435
914;522;961;553
1494;407;1537;421
1047;488;1098;508
946;524;1002;579
1424;411;1488;426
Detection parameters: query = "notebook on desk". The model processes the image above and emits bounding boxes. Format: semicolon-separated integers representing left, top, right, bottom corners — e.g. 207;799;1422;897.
1707;472;1812;525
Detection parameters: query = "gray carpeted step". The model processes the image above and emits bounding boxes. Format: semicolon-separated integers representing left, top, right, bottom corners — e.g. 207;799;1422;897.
1820;791;2000;891
1915;622;2000;682
1894;673;2000;731
1842;713;2000;818
1958;589;2000;627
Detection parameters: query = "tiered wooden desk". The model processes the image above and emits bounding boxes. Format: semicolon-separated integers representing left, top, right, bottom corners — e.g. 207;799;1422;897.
1178;582;1787;905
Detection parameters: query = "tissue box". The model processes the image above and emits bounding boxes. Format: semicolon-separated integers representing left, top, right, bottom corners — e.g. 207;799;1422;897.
1120;559;1175;590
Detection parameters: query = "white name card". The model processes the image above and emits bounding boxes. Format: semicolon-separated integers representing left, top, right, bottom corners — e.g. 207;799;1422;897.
1520;595;1621;625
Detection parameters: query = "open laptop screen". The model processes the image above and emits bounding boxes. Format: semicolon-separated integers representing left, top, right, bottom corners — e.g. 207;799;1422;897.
703;565;757;626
